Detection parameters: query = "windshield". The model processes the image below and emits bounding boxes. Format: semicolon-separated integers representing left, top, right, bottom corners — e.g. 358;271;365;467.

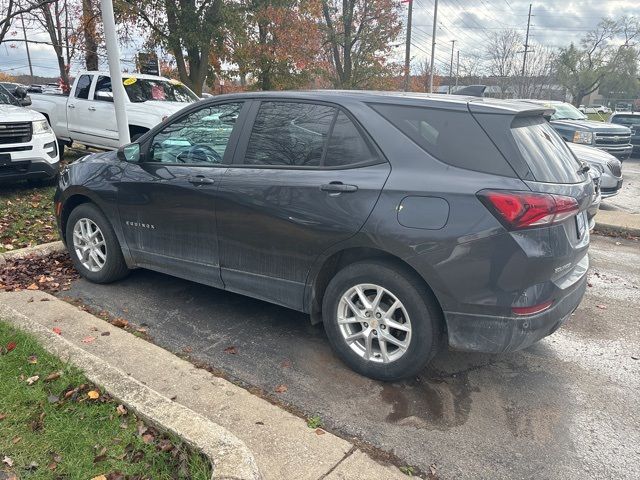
123;78;198;103
0;85;19;106
611;115;640;127
550;103;587;121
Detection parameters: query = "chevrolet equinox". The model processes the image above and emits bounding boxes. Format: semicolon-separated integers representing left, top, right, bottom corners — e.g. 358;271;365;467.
55;91;592;381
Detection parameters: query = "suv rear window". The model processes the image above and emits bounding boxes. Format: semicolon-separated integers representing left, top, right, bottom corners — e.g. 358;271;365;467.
610;115;640;127
370;103;515;177
511;117;583;184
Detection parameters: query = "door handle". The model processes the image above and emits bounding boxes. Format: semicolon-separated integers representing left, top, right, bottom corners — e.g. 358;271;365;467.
67;104;75;109
188;175;215;185
88;106;96;111
320;182;358;193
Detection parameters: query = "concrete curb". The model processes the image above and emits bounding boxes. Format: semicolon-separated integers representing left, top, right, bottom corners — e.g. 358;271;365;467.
594;210;640;238
0;293;262;480
0;241;66;266
593;221;640;237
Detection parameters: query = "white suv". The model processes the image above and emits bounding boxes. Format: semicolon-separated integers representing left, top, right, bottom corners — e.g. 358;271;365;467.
0;85;59;183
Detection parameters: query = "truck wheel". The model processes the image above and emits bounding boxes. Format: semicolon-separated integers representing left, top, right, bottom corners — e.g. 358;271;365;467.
66;203;129;283
322;260;442;381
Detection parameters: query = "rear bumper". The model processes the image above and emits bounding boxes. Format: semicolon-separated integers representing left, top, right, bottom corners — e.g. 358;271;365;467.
445;254;589;353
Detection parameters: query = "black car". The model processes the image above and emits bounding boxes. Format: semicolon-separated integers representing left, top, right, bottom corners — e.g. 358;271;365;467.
55;91;593;380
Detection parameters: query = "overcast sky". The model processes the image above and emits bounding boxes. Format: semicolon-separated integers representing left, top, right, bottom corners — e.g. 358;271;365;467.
1;0;639;80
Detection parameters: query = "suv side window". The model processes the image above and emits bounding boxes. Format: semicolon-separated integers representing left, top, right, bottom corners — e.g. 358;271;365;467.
74;75;92;99
149;102;243;165
244;102;335;167
324;111;378;167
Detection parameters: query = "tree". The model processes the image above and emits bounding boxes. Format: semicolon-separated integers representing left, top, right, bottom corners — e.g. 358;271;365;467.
229;0;324;90
119;0;226;95
320;0;402;89
0;0;56;45
556;16;640;106
35;0;75;90
484;29;521;98
516;43;557;99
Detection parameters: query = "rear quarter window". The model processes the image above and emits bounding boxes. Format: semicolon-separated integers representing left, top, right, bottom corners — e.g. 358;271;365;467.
511;117;583;184
369;103;515;177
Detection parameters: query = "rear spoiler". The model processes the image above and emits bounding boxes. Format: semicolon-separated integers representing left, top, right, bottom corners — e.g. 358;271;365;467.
452;85;486;97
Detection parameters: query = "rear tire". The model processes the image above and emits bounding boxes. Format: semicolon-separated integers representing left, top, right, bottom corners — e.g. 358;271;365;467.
65;203;129;283
322;260;441;381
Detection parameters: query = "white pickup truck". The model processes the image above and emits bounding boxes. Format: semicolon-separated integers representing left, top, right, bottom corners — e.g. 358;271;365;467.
30;71;199;154
0;84;60;183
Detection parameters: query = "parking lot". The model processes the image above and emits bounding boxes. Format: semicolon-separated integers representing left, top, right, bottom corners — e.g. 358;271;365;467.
58;233;640;479
602;156;640;214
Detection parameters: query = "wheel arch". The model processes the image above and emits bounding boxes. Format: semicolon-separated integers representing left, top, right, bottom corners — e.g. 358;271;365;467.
305;246;447;336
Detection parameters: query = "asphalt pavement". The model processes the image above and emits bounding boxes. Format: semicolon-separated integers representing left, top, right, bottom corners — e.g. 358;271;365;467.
59;234;640;479
601;155;640;214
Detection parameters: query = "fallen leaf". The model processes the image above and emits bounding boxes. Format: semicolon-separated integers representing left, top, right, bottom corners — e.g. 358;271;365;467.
142;433;154;444
82;336;96;344
87;390;100;400
41;298;50;302
0;413;6;421
274;384;288;394
47;395;59;404
116;404;127;416
26;461;38;471
281;359;292;368
223;346;237;354
182;346;193;353
26;283;39;290
27;355;38;364
111;318;129;328
47;461;57;471
91;476;107;480
11;436;21;444
314;428;325;435
26;375;39;385
52;327;62;335
44;372;61;382
430;463;437;475
2;456;13;467
596;304;607;310
136;327;147;333
101;332;111;336
93;454;107;463
6;342;16;352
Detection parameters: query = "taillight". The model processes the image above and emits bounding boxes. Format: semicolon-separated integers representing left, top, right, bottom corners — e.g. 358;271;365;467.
478;190;579;230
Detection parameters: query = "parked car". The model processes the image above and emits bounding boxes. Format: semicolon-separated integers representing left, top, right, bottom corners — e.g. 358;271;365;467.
30;71;199;155
0;84;59;183
615;102;633;113
55;92;593;381
609;112;640;156
580;104;610;114
524;100;632;160
567;143;622;199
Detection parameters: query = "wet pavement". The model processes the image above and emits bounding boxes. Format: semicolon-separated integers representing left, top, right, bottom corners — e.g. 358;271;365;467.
601;155;640;214
59;234;640;479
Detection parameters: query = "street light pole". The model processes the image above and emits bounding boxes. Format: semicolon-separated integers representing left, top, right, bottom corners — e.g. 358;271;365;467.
403;0;413;92
429;0;439;93
448;39;456;94
100;0;130;145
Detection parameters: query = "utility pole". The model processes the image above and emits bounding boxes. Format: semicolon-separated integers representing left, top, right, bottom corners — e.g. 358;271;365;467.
455;50;460;88
521;3;533;76
100;0;130;145
20;13;33;83
403;0;413;91
448;39;456;94
429;0;439;93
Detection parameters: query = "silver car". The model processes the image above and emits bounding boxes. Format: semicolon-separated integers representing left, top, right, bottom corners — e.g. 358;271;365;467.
568;143;623;198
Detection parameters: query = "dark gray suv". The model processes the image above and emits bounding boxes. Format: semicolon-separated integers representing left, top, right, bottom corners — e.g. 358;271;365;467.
54;91;593;381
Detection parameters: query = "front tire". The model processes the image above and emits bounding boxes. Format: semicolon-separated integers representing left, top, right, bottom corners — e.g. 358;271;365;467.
322;260;441;381
66;203;129;283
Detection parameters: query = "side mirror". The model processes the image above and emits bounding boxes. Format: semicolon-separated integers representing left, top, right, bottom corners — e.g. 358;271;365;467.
20;96;32;107
14;86;28;99
117;143;141;163
95;91;114;102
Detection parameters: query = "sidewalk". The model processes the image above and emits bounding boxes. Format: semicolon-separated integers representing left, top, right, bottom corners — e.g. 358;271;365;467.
0;290;409;480
594;209;640;237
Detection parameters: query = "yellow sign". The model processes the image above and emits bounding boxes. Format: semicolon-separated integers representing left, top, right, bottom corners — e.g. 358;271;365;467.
123;77;137;86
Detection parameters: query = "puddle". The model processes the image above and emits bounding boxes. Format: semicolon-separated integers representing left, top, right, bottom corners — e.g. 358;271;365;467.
380;372;478;430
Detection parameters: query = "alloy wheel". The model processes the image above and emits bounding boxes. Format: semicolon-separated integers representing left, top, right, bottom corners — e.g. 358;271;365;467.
72;218;107;272
336;284;412;363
